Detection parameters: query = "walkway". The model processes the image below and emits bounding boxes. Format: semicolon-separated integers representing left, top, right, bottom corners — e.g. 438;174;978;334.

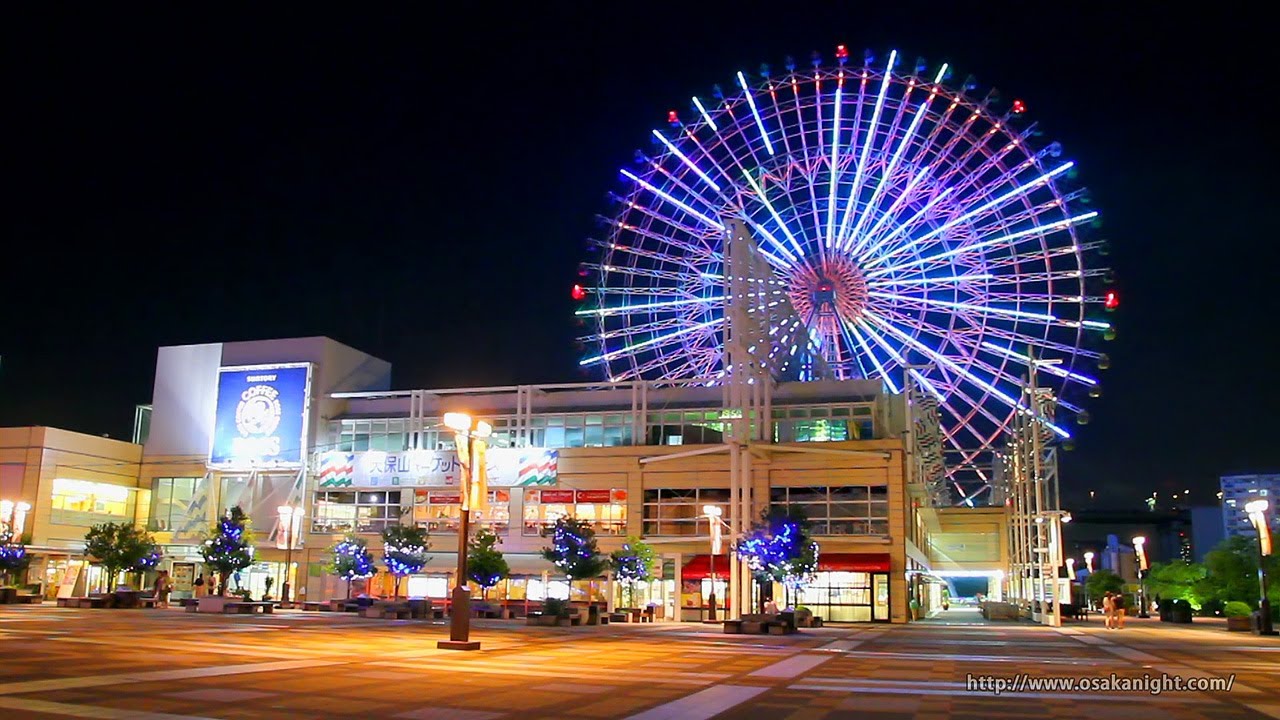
1;603;1276;719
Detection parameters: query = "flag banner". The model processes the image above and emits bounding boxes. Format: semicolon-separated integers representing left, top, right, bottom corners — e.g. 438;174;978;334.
320;448;559;488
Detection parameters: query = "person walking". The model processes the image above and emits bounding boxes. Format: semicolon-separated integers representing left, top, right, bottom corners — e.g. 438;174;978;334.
155;570;173;609
1112;592;1126;629
194;574;205;597
1102;592;1115;629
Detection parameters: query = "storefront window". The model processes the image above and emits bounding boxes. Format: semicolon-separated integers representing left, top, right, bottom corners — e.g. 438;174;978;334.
796;571;890;622
50;478;135;525
642;488;729;536
312;490;402;534
770;485;888;535
523;488;626;536
412;489;510;534
148;477;204;532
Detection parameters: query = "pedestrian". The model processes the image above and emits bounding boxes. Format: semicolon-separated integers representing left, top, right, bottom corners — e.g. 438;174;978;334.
155;570;173;609
194;574;205;597
1102;592;1115;629
1112;592;1126;629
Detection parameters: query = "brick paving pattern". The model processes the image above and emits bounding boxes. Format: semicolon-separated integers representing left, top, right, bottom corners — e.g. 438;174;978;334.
1;605;1277;719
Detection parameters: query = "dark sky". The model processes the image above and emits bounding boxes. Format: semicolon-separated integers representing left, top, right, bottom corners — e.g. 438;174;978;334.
1;5;1273;509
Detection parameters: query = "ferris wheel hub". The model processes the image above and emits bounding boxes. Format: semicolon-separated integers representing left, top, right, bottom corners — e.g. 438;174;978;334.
787;256;868;323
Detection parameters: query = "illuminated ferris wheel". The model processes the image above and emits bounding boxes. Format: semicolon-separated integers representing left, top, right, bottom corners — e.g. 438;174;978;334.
576;47;1115;502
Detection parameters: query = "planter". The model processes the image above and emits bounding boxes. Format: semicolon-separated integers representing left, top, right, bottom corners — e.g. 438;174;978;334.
1226;616;1252;632
197;596;232;614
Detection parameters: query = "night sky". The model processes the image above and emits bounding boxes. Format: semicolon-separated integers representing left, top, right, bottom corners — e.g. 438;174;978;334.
1;5;1272;510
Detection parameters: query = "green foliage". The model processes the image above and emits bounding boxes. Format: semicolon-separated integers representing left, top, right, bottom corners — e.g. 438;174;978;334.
541;517;607;580
200;507;256;595
467;529;510;598
542;596;570;617
328;533;376;599
0;526;30;585
1147;560;1207;608
381;524;430;598
736;507;820;588
1084;569;1124;602
1223;600;1253;618
1195;536;1280;609
84;522;160;591
610;537;656;608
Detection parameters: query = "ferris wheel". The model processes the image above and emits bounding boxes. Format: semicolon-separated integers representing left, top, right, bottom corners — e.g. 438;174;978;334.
577;47;1115;503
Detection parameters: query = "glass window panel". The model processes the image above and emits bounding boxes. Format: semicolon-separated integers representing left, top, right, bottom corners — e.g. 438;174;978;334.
564;427;585;447
584;425;604;447
698;488;730;503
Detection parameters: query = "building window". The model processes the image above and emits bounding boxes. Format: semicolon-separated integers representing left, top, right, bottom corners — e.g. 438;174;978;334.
412;489;510;535
523;488;627;536
770;486;889;536
642;488;730;536
148;477;204;532
50;478;136;525
312;490;402;534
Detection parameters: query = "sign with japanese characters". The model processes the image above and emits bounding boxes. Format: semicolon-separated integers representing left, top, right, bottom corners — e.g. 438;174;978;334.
316;448;558;488
210;364;311;467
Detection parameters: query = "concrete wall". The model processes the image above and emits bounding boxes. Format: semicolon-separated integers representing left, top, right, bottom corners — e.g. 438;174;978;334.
926;507;1008;571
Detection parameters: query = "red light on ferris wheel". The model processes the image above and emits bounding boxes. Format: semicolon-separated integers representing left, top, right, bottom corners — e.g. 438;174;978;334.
667;110;679;124
1104;290;1119;310
1011;99;1027;114
571;284;588;301
835;45;849;60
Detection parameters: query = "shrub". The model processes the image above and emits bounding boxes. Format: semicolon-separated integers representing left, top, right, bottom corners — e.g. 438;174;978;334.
1223;601;1253;618
543;597;570;617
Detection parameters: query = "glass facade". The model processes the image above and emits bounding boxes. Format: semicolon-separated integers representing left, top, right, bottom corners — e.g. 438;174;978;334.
412;489;510;535
312;490;403;534
770;485;889;536
641;488;730;536
796;571;891;622
148;477;204;532
49;478;135;525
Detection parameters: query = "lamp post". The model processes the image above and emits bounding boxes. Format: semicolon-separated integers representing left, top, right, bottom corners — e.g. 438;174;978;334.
703;504;723;621
1083;551;1094;574
276;505;300;606
438;412;491;651
1244;500;1276;636
1133;535;1149;618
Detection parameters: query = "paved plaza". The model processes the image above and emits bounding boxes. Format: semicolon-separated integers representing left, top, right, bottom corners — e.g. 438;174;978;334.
1;605;1278;719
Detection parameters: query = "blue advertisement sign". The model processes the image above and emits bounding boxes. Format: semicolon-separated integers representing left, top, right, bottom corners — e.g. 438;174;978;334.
210;364;311;466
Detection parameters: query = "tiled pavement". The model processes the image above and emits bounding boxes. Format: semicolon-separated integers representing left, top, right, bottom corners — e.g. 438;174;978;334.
0;605;1277;719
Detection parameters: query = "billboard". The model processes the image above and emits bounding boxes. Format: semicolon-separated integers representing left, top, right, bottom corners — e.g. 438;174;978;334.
316;448;557;488
210;364;312;467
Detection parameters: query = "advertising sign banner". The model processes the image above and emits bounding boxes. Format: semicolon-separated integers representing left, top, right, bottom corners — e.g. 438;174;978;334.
210;364;312;467
316;448;558;488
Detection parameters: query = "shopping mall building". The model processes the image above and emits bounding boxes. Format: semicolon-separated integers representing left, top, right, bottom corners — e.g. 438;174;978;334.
1;336;1007;622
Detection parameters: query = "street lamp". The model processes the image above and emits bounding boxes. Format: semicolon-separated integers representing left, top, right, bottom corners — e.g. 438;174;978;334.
703;504;723;621
1133;535;1149;618
1083;551;1094;574
276;505;300;606
438;412;491;651
1244;500;1276;636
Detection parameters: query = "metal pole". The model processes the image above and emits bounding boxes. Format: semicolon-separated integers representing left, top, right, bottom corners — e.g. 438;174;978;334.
441;429;479;650
1257;535;1276;635
707;551;717;621
283;515;293;605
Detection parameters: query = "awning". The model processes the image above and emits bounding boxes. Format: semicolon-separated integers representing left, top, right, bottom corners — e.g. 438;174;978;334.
681;554;732;581
817;553;891;572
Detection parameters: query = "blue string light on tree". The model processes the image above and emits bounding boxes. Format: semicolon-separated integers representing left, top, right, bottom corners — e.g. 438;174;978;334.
541;516;606;582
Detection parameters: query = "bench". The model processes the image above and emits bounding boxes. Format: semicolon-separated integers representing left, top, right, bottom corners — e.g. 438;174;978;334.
58;597;107;609
139;597;159;609
223;601;274;614
15;594;41;604
362;604;412;620
301;601;331;612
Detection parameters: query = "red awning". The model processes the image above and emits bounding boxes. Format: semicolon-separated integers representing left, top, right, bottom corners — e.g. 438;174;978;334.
818;553;891;572
681;554;732;581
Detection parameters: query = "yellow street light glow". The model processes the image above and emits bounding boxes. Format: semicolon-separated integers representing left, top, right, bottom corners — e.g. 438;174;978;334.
1245;499;1269;515
474;421;493;439
1132;536;1146;546
443;412;472;432
702;504;723;518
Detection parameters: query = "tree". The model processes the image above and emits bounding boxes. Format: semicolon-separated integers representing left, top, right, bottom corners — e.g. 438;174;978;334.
200;506;256;596
1084;568;1124;603
328;533;376;599
381;524;429;599
1196;535;1280;609
1146;560;1207;608
467;529;510;601
610;537;656;609
0;527;29;586
541;517;606;595
734;508;820;609
84;522;161;592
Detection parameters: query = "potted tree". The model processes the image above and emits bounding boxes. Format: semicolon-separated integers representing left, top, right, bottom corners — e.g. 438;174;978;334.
381;525;429;600
466;529;510;617
610;537;655;616
83;522;161;606
541;517;606;624
1224;601;1254;631
198;507;256;613
328;533;376;600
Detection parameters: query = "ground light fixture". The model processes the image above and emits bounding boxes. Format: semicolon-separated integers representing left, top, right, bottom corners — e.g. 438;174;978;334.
1243;499;1276;635
1133;535;1150;618
439;412;492;651
276;505;300;605
703;504;723;621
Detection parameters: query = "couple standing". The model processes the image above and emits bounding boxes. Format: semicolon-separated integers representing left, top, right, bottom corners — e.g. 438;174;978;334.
1101;591;1126;629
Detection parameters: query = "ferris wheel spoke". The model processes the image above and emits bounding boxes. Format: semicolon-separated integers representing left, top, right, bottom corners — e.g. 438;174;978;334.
576;295;725;318
853;165;934;261
843;320;900;393
846;64;949;256
595;232;715;267
620;168;724;232
856;186;956;268
976;324;1102;360
866;290;1092;330
979;340;1098;387
835;51;898;251
580;318;725;367
651;129;725;195
865;209;1098;280
861;310;1070;438
584;262;699;284
648;161;729;222
824;70;846;251
736;71;776;156
866;272;994;288
793;75;826;259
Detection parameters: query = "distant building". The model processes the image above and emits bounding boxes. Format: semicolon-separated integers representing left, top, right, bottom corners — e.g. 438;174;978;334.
1220;473;1279;539
1188;506;1225;562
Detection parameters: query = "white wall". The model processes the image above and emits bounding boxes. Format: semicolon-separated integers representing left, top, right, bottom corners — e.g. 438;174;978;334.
144;343;222;457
